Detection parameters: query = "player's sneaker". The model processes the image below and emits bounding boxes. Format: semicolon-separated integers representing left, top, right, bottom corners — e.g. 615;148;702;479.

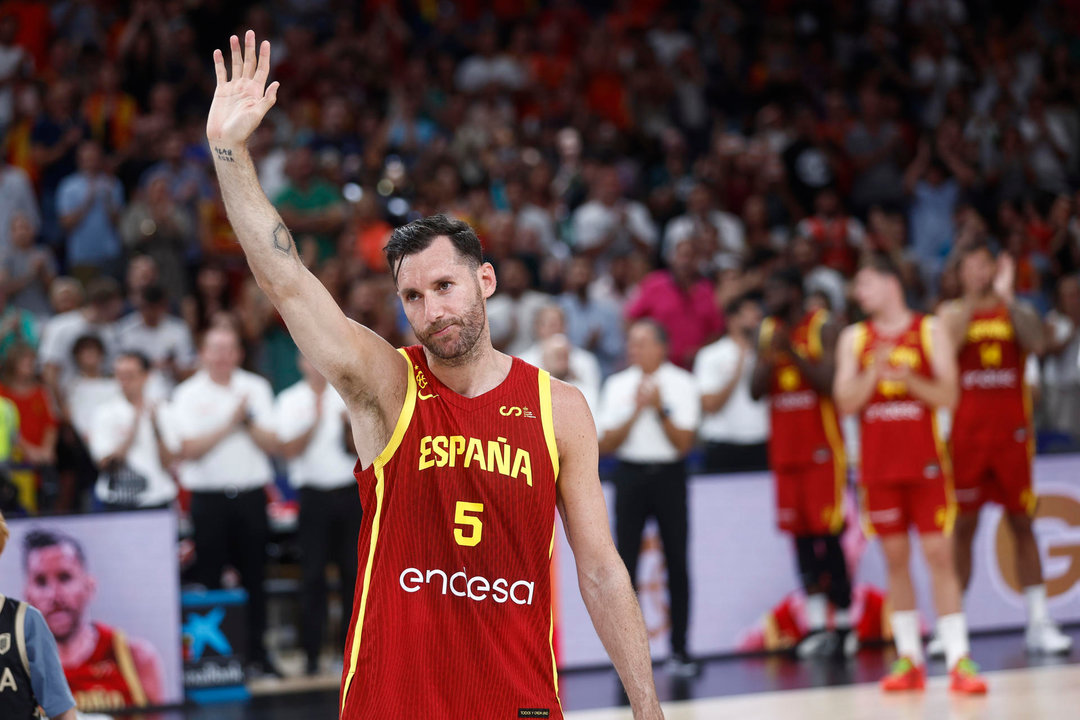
1026;620;1074;655
925;631;945;659
880;657;925;692
665;651;701;678
948;657;988;694
839;628;859;658
796;630;838;659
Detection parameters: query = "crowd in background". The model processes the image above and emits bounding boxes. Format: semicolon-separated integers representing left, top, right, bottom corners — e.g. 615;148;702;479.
1;0;1080;504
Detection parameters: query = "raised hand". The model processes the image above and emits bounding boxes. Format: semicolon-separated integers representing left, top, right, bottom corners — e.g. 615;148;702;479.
206;30;279;150
993;252;1016;304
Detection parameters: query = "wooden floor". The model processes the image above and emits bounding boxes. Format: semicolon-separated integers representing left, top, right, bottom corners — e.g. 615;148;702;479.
565;664;1080;720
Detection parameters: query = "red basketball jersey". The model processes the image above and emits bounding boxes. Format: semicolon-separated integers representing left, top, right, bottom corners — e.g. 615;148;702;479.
953;303;1031;443
65;623;147;712
854;314;950;484
760;309;845;470
340;345;562;719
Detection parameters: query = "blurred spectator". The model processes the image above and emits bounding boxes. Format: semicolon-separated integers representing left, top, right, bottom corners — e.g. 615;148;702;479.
794;189;866;278
274;146;346;263
0;13;33;132
790;235;846;317
558;255;625;375
140;131;210;231
571;166;657;265
123;254;160;313
30;80;87;245
845;84;905;215
664;183;745;269
46;277;83;316
88;352;177;511
120;175;194;305
783;106;837;216
62;335;119;445
116;285;196;390
455;25;527;93
597;319;700;676
0;153;39;258
486;256;549;357
83;62;137;160
0;281;39;359
694;294;769;473
0;343;57;512
181;264;230;341
519;304;601;411
344;192;392;273
274;356;359;676
38;277;121;393
170;325;279;677
1019;89;1073;195
56;141;125;282
625;236;723;369
1;213;56;318
1043;275;1080;441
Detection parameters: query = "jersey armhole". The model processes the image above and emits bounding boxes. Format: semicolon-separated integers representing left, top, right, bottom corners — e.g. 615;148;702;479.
919;315;934;360
14;600;30;678
538;370;560;481
370;348;418;472
852;322;868;358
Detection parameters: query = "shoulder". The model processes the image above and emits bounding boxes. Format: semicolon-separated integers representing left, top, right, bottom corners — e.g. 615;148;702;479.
275;382;305;406
172;373;205;400
662;362;697;386
696;337;731;364
236;369;272;393
125;634;163;668
551;378;596;441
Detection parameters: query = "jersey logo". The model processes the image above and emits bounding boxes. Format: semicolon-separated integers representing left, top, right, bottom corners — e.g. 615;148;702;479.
0;632;9;655
414;365;438;400
500;405;535;418
779;366;801;391
980;342;1003;368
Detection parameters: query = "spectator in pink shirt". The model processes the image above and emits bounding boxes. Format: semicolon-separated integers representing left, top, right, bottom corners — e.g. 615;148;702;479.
625;235;724;369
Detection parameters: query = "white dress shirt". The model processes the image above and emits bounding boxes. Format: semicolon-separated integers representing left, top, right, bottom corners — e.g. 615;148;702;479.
89;399;179;507
168;369;275;491
275;380;357;490
693;336;769;444
598;362;700;463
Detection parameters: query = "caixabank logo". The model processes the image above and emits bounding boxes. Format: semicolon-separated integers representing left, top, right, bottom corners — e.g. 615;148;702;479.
993;486;1080;601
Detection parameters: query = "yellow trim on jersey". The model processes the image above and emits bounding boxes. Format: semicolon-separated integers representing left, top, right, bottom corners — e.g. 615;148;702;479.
820;399;847;534
538;370;560;480
341;348;418;711
856;485;876;538
113;629;148;707
919;314;933;357
807;310;829;360
759;317;776;353
852;322;868;359
929;411;957;536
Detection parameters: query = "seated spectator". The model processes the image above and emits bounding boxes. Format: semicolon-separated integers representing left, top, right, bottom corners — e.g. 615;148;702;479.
120;175;194;306
0;343;57;512
664;182;745;269
0;284;40;361
116;284;195;391
694;294;769;473
39;277;122;394
794;188;866;278
571;166;657;266
1;212;56;319
558;255;625;375
0;153;40;259
486;256;550;357
56;140;125;282
625;236;723;369
274;146;346;263
46;277;84;316
518;304;601;411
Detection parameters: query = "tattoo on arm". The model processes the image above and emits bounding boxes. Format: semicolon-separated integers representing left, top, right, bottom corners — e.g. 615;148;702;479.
271;223;294;255
213;146;235;163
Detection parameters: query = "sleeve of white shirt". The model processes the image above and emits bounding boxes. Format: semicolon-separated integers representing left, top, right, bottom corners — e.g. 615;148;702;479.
155;403;182;453
274;390;306;442
668;372;701;432
694;343;736;395
87;405;123;462
627;203;658;247
167;386;196;440
37;317;66;366
597;375;630;433
249;376;276;429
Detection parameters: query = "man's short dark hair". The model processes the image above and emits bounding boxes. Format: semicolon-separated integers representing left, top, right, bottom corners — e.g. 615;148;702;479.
23;528;86;570
724;292;761;317
630;318;668;346
117;351;151;372
859;250;903;279
71;333;105;360
141;284;167;306
769;266;804;293
383;214;483;283
86;277;121;306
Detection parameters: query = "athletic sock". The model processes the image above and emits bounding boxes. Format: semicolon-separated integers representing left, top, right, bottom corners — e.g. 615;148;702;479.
938;613;971;670
891;610;923;665
806;593;827;633
1024;585;1050;627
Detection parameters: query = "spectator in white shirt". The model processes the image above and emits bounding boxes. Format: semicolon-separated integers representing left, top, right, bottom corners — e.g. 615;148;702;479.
571;166;657;266
88;352;177;510
518;304;601;411
694;294;769;473
663;183;745;270
597;319;701;676
275;356;361;676
116;284;197;390
486;256;550;357
38;277;122;397
169;325;280;677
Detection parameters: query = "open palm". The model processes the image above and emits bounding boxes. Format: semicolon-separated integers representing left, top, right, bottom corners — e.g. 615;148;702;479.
206;30;279;147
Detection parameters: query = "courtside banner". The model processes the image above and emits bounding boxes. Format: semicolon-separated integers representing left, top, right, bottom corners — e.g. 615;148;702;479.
0;511;183;710
554;454;1080;668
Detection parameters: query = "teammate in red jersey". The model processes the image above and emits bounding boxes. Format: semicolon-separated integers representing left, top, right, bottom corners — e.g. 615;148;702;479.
22;529;164;711
750;269;854;659
834;253;986;695
206;32;663;719
937;243;1071;655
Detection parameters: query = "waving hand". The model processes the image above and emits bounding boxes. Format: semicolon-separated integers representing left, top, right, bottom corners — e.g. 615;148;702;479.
206;31;279;148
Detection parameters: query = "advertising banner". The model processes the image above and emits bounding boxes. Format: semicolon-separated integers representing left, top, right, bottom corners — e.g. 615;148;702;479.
181;588;249;704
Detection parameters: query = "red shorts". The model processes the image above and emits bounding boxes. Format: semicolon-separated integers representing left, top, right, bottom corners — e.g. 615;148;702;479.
859;480;954;537
951;432;1035;516
775;458;845;536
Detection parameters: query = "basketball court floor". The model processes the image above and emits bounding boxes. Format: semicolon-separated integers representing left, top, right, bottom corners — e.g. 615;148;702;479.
170;625;1079;719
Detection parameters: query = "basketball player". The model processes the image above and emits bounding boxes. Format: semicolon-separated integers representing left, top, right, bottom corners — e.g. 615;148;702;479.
937;244;1071;654
22;529;164;711
207;32;663;718
834;253;986;694
750;269;854;659
0;512;77;720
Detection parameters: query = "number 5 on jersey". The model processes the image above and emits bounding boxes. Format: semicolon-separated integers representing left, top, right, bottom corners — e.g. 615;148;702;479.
454;501;484;546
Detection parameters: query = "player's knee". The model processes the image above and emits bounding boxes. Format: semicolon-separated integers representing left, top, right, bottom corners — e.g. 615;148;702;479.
921;540;954;574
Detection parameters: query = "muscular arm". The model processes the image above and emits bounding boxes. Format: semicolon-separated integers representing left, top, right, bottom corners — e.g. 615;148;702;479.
552;382;663;720
206;32;406;455
937;300;973;356
833;325;880;416
1007;300;1047;356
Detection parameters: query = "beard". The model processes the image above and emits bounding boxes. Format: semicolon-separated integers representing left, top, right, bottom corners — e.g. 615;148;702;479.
413;289;487;366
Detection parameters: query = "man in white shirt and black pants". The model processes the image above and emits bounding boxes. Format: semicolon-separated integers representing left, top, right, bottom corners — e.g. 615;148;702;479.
170;325;280;677
275;355;361;676
598;319;701;676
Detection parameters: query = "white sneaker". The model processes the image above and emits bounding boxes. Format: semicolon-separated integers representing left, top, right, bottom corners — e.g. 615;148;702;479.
796;630;838;659
842;628;860;657
926;632;945;659
1026;621;1073;655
